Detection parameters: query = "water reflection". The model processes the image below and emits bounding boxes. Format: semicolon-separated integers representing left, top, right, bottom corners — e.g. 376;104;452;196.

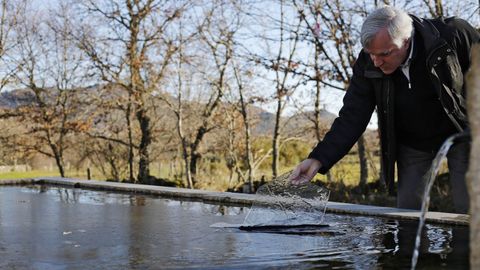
23;185;155;206
425;224;453;254
378;220;468;269
0;186;469;269
129;196;146;206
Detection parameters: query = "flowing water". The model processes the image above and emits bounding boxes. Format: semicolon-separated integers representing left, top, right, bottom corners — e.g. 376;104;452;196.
411;131;470;270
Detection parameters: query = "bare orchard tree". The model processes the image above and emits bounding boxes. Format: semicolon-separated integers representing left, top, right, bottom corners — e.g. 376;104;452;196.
230;61;261;192
292;0;371;189
0;0;28;120
218;92;270;192
400;0;480;24
205;103;243;189
79;83;138;181
5;1;88;177
85;138;132;181
74;0;188;184
247;0;306;179
422;0;444;17
162;50;194;188
271;1;305;179
0;0;21;89
161;1;239;188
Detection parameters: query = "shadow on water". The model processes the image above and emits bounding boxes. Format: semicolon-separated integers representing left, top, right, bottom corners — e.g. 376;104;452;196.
411;131;471;270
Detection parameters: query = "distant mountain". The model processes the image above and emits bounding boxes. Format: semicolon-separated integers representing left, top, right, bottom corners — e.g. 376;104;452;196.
250;106;337;136
0;89;35;109
0;87;339;137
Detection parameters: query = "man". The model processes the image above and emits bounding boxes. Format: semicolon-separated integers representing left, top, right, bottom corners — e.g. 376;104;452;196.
289;6;479;214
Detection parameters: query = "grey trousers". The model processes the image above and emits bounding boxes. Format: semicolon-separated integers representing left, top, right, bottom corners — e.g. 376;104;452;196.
396;142;470;214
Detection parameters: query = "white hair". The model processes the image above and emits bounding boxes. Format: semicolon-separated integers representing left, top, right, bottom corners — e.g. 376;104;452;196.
360;6;413;48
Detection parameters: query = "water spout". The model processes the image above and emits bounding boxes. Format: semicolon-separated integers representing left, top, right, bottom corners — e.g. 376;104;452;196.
411;131;471;270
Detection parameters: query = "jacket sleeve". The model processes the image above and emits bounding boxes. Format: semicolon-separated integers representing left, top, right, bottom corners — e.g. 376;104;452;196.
308;54;377;174
448;17;480;74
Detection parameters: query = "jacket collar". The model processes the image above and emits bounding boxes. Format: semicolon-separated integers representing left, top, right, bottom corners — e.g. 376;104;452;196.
410;15;442;53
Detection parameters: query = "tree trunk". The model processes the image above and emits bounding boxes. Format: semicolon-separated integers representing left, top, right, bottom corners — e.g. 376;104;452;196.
357;134;368;189
466;44;480;269
52;145;65;178
326;171;333;182
189;150;200;187
47;129;65;178
128;9;151;185
245;123;254;193
178;109;192;189
137;109;151;184
182;148;193;189
107;143;120;181
228;165;234;188
126;100;135;182
233;64;255;192
272;97;282;179
178;116;193;188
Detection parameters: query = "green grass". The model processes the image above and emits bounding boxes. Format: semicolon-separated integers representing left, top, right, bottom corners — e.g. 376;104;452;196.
0;170;96;180
309;153;381;186
0;152;383;190
0;170;63;180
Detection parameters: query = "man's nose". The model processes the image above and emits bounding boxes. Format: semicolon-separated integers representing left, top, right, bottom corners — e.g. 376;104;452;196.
372;55;383;67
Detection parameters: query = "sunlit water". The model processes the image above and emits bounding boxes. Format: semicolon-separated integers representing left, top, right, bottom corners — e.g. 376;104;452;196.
0;185;468;269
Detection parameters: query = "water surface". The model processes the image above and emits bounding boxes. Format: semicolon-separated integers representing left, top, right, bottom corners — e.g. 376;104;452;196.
0;185;468;269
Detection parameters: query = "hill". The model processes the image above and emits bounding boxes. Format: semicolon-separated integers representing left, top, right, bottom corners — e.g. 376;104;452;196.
250;106;338;136
0;89;35;109
0;86;342;138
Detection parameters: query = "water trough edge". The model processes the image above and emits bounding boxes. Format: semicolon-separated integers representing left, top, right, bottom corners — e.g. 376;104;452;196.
0;177;468;226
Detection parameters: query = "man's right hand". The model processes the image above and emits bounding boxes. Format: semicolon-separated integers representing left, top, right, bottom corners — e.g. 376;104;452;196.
289;158;322;185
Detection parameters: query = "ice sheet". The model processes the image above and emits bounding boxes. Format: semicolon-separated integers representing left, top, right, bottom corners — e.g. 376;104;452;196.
243;171;330;227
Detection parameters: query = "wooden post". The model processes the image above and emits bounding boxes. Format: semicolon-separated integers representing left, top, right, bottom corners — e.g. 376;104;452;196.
466;44;480;268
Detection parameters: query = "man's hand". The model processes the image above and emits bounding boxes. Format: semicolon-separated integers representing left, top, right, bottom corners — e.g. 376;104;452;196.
289;159;322;185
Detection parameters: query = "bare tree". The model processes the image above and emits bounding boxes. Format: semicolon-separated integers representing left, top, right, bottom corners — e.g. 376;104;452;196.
270;1;305;179
231;62;256;191
246;0;306;179
422;0;444;17
162;43;195;188
77;82;139;181
161;1;240;188
75;0;187;184
3;0;88;177
0;0;20;89
292;0;371;188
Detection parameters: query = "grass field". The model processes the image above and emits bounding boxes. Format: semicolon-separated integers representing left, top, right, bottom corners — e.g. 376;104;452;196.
0;152;383;191
0;170;61;180
0;170;90;180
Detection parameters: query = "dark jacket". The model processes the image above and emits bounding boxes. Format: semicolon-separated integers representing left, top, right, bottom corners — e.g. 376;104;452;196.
308;15;480;194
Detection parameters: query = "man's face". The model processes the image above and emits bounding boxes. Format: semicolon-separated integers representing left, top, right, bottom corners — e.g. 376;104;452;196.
364;27;410;75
